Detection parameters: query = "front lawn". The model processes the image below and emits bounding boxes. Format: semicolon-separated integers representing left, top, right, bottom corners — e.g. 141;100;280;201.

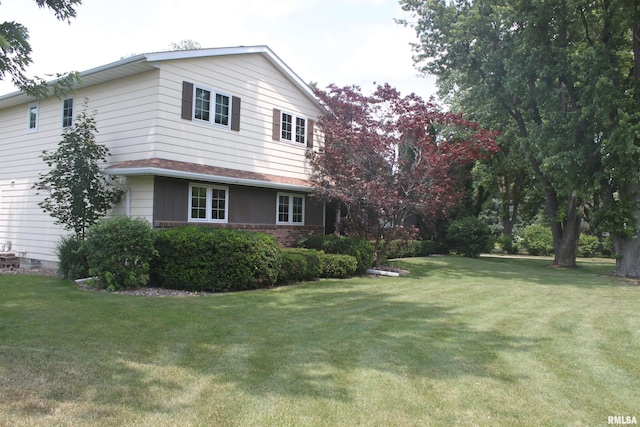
1;256;638;426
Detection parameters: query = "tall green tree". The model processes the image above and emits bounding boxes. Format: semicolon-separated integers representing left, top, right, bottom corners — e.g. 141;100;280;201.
1;0;81;96
400;0;639;270
33;100;123;239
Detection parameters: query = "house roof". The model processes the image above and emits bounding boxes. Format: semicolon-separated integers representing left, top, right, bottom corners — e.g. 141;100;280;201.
0;45;323;111
105;158;313;192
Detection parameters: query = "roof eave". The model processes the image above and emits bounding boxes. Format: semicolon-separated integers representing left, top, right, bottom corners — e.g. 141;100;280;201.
104;167;312;192
0;45;326;113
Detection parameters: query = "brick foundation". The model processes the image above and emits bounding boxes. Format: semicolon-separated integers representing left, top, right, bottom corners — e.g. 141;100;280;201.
154;221;325;248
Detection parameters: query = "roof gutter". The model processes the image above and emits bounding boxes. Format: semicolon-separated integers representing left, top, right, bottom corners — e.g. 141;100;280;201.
106;166;313;193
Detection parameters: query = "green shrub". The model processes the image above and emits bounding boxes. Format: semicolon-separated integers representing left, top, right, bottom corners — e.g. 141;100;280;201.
384;239;436;259
84;217;157;291
522;224;554;256
279;248;322;284
297;234;374;273
151;227;281;292
497;234;519;254
601;235;614;257
56;235;89;280
319;253;358;278
446;217;494;258
578;234;600;258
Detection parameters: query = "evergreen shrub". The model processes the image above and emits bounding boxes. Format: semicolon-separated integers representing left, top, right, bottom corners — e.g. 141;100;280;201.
384;239;436;259
319;253;358;278
297;234;374;273
279;248;322;284
522;224;554;256
56;235;89;280
447;217;494;258
84;217;157;291
578;234;600;258
151;227;281;292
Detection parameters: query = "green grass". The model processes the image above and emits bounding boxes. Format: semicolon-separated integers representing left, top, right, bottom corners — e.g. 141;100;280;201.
1;256;639;426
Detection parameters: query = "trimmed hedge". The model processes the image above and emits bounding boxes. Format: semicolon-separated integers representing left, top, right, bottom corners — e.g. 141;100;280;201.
384;239;436;260
279;248;322;285
319;253;358;278
151;227;281;292
297;234;374;273
84;217;157;291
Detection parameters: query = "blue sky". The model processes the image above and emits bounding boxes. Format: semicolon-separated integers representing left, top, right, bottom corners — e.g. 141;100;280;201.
0;0;436;98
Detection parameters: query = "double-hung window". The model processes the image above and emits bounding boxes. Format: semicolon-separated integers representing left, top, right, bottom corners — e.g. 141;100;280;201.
27;103;39;133
62;98;74;128
280;112;306;145
277;193;304;225
193;85;231;128
189;184;228;223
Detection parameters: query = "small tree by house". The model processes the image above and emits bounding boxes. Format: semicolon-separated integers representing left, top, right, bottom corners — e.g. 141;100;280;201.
310;84;499;266
33;99;123;239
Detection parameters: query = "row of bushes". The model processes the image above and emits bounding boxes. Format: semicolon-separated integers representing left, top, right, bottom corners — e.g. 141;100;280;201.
521;224;604;257
58;218;383;292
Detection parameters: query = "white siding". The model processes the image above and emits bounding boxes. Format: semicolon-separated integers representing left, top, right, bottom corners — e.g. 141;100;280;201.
0;51;324;264
155;54;324;180
127;176;154;222
0;70;162;263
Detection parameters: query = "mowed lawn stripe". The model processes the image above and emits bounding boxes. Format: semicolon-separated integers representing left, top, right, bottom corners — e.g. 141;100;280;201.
0;255;638;426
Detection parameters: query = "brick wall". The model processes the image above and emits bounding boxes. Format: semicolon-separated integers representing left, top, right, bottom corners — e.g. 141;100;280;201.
154;221;324;248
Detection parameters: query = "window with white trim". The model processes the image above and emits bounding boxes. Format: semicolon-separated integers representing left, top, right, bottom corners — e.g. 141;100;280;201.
189;184;228;223
277;193;304;225
281;112;306;145
27;103;39;133
193;85;231;128
62;98;74;128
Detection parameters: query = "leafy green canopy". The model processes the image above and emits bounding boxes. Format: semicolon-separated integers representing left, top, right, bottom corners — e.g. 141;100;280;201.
0;0;82;96
399;0;639;267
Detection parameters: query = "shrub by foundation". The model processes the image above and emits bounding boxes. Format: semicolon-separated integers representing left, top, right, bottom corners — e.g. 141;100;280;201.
84;217;157;291
151;227;281;292
319;253;358;278
278;248;322;285
297;235;374;273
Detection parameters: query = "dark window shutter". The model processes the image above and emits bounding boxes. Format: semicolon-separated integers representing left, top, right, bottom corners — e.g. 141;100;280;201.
272;108;281;141
231;96;241;131
306;119;314;149
181;81;194;120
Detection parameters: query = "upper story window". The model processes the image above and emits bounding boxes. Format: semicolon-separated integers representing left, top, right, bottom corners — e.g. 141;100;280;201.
27;103;39;133
182;82;240;130
193;85;231;128
272;108;314;148
277;193;304;225
280;112;306;145
189;183;228;223
62;98;74;128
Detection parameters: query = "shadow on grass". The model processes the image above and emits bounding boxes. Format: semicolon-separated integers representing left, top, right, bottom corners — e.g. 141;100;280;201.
90;285;541;405
393;255;621;288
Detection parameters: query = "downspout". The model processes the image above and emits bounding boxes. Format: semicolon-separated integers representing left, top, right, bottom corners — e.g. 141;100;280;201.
103;173;131;217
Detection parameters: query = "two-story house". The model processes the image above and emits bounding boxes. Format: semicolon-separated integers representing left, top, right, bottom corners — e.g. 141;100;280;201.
0;46;327;267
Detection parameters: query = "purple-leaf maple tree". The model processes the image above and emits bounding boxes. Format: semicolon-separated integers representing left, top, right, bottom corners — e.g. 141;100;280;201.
309;84;499;266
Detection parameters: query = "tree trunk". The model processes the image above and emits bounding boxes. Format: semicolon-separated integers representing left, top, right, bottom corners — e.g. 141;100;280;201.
546;189;582;268
613;185;640;277
613;8;640;278
613;234;640;277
